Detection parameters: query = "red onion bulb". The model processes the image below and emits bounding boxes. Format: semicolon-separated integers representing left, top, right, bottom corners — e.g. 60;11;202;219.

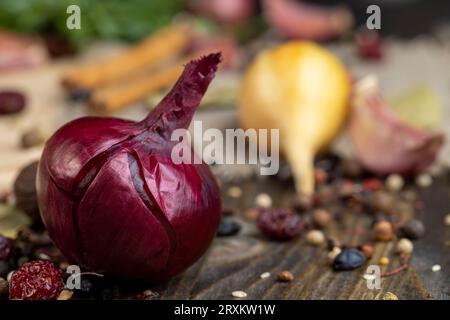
36;54;222;282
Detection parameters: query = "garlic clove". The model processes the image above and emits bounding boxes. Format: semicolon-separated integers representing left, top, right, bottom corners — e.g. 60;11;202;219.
349;76;444;175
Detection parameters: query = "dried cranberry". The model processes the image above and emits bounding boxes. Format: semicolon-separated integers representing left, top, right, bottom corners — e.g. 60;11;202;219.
9;260;64;300
0;235;14;260
13;161;40;221
257;208;303;241
355;31;383;60
0;91;26;115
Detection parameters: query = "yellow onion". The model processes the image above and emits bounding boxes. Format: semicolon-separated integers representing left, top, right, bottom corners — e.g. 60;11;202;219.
238;42;350;195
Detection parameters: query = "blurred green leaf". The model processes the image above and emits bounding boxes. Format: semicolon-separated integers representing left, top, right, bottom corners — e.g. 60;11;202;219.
389;85;443;131
0;204;31;238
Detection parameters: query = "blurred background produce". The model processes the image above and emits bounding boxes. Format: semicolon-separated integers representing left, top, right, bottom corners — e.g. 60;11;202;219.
0;0;449;196
239;42;351;195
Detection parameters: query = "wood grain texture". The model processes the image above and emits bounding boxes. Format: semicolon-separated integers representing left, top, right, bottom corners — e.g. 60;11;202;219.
156;176;449;300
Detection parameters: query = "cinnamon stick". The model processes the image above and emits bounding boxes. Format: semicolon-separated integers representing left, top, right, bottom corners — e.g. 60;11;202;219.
88;51;215;113
62;24;192;91
89;61;185;113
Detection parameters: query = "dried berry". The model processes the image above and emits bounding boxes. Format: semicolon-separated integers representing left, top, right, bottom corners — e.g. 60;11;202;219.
137;289;160;300
0;235;14;260
69;88;91;102
396;238;414;255
9;260;63;300
445;214;450;226
333;249;366;271
255;193;272;208
277;270;294;282
0;91;26;115
257;208;303;241
231;290;247;298
355;30;383;60
244;208;260;221
327;238;339;251
306;230;325;246
360;244;374;259
312;209;331;228
217;219;241;237
314;168;328;185
373;221;393;241
227;186;242;198
370;191;395;214
382;292;398;300
292;193;313;213
379;257;389;266
100;283;120;300
0;261;10;278
416;173;432;188
13;161;40;221
431;265;441;272
57;290;74;300
73;274;104;298
342;158;363;178
385;174;404;192
221;207;234;216
398;219;425;240
36;54;222;282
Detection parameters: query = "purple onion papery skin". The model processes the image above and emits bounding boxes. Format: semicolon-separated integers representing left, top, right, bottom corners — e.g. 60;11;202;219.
36;54;222;282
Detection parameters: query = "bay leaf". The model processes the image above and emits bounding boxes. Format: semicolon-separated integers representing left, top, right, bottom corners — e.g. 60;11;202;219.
389;85;443;131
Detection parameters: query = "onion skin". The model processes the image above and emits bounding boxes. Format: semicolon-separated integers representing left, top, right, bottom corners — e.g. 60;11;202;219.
263;0;353;41
349;77;444;175
36;54;222;282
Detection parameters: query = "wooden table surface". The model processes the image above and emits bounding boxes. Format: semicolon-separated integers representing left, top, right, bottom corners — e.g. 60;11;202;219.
1;41;449;300
155;175;450;300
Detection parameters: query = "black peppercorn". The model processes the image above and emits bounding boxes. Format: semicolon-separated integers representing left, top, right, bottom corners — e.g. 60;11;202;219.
398;219;425;240
217;219;241;237
20;129;44;149
333;248;366;271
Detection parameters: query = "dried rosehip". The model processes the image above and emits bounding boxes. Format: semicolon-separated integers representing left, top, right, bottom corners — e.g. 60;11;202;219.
0;235;14;261
355;30;383;60
37;54;222;282
0;91;26;115
257;208;303;241
398;219;425;240
9;260;64;300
